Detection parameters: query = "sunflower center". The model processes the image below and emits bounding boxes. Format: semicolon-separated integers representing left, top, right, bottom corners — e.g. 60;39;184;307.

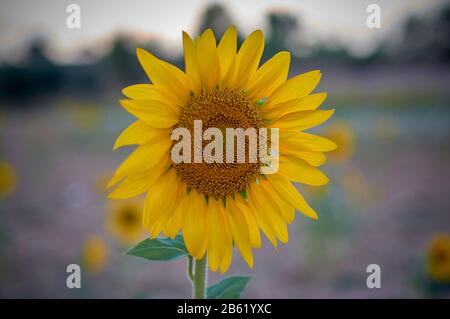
120;208;139;228
174;88;264;199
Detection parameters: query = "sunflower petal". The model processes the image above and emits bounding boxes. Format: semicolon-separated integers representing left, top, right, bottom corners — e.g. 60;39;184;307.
280;150;326;167
182;190;208;259
263;93;327;119
227;199;254;268
267;70;322;106
251;181;289;243
136;48;189;105
248;51;290;99
248;183;278;246
109;140;171;186
231;30;264;89
217;26;237;81
182;32;201;94
122;84;180;113
266;174;318;220
270;109;335;130
108;169;162;199
113;120;170;150
281;131;337;152
234;197;261;248
120;99;179;128
279;155;329;186
143;169;179;231
196;29;220;91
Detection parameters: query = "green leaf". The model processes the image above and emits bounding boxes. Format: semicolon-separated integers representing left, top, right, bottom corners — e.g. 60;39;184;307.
207;276;252;299
126;235;188;261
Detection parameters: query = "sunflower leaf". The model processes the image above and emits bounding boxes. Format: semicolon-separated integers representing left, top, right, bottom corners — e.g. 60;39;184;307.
126;235;189;261
207;276;252;299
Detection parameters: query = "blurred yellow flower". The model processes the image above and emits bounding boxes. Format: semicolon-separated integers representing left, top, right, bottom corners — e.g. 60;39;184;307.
340;167;372;206
82;236;109;274
323;121;355;163
109;27;336;272
0;161;17;199
426;234;450;283
94;171;113;195
107;201;144;245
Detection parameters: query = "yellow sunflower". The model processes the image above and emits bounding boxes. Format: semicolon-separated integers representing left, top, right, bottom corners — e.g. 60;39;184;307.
107;200;145;245
81;235;109;274
109;27;336;273
0;160;17;199
426;234;450;283
323;121;354;163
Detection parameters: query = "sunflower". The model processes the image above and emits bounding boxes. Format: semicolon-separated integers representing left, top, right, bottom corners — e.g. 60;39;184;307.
323;121;354;163
109;27;336;273
107;200;145;245
0;160;17;199
81;235;109;274
426;234;450;283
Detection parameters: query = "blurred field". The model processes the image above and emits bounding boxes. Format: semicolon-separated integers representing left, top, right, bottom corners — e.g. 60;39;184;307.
1;0;450;299
0;73;449;297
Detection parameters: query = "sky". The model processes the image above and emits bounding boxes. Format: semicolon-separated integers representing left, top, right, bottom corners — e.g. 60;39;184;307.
0;0;447;63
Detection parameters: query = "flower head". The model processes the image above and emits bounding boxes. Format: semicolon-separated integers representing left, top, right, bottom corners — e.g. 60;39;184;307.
107;200;144;245
426;234;450;283
109;27;336;272
323;121;354;163
0;160;17;199
82;235;109;274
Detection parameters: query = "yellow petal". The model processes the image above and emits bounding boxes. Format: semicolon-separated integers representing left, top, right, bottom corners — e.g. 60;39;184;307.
136;48;189;105
281;131;337;152
267;70;322;106
143;168;179;231
207;198;231;271
279;149;326;167
270;109;335;130
263;93;328;120
250;181;289;244
163;183;188;238
218;208;233;273
108;168;162;199
234;197;261;248
231;30;264;89
248;183;278;246
247;51;290;99
182;191;208;259
259;180;295;223
119;99;179;128
227;199;254;268
279;155;329;186
196;29;220;91
113;120;170;150
109;139;171;186
217;26;237;82
182;31;201;94
266;174;318;219
122;84;180;112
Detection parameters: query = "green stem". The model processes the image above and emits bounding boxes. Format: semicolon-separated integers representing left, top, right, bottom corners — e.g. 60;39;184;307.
186;255;195;282
192;253;208;299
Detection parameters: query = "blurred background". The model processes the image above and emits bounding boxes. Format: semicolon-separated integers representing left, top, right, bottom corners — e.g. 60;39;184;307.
0;0;450;298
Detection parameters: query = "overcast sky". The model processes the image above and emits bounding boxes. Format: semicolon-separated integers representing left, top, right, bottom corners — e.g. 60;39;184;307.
0;0;446;62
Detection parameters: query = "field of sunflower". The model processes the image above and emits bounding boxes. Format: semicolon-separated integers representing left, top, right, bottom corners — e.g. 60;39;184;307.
0;0;449;299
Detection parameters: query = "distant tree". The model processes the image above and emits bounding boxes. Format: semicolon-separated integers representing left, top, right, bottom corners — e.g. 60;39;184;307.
197;3;235;39
265;11;301;57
